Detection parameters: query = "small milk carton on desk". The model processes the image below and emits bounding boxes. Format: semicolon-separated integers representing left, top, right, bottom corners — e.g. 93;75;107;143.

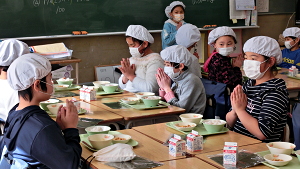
85;87;97;102
186;130;203;152
79;86;87;100
223;142;238;166
169;134;186;157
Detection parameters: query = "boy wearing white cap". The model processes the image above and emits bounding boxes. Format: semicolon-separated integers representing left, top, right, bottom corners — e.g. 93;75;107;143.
119;25;164;94
0;39;29;124
278;27;300;69
156;45;206;114
203;26;243;90
162;1;186;49
175;23;202;78
0;54;81;168
226;36;289;142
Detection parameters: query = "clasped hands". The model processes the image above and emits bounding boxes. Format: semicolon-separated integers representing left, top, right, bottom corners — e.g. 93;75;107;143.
119;58;136;83
155;68;172;93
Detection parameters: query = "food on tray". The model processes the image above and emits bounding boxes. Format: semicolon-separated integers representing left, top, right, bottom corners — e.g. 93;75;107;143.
272;159;284;161
143;96;159;100
113;137;127;141
203;119;226;125
175;124;195;128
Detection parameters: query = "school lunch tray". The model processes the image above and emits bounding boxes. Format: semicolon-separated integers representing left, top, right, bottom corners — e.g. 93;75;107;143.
80;131;139;151
287;75;300;80
54;84;81;91
120;101;169;110
256;150;300;169
96;89;123;96
166;121;229;135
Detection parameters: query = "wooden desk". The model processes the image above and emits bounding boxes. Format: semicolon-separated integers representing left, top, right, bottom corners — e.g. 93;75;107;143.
156;158;218;169
50;57;81;84
81;129;186;169
133;123;261;154
195;143;269;169
276;68;300;97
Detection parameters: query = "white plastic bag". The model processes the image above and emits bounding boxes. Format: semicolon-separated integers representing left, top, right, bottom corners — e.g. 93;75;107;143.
93;143;136;162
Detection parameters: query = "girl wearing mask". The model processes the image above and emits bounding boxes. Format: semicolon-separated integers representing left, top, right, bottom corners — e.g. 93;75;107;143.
226;36;289;142
161;1;186;49
156;45;206;114
118;25;164;94
203;26;243;91
278;27;300;69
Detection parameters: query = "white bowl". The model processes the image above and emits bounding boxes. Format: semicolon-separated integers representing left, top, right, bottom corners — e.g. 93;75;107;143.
54;84;69;90
202;119;227;132
102;83;119;93
56;78;73;86
40;99;60;111
266;142;296;155
174;122;197;131
93;81;110;91
135;92;155;99
112;134;131;144
180;113;203;124
264;154;292;166
47;103;66;116
88;134;114;150
120;97;139;105
85;126;111;135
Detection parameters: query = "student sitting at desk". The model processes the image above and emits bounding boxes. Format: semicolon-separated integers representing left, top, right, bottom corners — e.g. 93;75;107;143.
203;26;243;91
278;27;300;69
118;25;164;94
226;36;289;143
156;45;206;114
175;23;202;78
162;1;186;49
0;54;81;168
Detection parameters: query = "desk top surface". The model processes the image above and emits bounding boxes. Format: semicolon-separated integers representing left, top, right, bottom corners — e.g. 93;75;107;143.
49;57;81;64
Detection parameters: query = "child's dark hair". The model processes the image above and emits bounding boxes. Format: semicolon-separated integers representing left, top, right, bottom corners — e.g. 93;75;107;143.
171;5;185;13
0;66;9;72
215;35;237;44
125;36;151;47
263;56;278;76
288;36;297;40
18;76;48;101
170;62;188;71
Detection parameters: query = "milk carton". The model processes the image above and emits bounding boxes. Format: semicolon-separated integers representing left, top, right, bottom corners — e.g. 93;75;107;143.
85;87;97;102
223;142;238;166
169;134;186;157
186;130;203;152
79;87;86;100
71;98;81;113
289;66;298;77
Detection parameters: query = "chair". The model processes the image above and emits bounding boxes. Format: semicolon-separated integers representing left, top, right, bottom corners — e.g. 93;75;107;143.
292;102;300;150
201;78;231;120
203;94;216;119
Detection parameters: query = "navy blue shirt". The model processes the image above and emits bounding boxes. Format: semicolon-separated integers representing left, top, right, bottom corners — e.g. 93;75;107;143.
3;105;81;168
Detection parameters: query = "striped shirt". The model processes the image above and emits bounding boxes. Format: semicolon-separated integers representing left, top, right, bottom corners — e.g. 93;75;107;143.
233;78;289;142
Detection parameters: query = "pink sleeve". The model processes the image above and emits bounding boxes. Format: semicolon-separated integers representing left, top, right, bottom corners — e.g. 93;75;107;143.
159;88;166;100
164;91;176;102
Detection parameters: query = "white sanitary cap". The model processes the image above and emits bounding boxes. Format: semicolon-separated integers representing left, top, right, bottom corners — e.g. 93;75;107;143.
126;25;154;44
176;24;201;48
208;26;236;46
165;1;185;19
243;36;282;64
0;39;30;66
282;27;300;38
160;45;191;66
7;53;51;91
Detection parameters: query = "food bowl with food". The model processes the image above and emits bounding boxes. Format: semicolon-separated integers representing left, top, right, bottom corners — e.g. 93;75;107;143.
174;122;197;131
120;97;140;105
112;134;131;144
135;92;155;99
40;99;60;111
202;119;227;132
266;142;296;155
102;83;119;93
93;81;110;91
85;125;111;135
263;154;292;167
47;103;66;116
88;134;114;150
56;78;73;86
54;84;70;90
141;96;161;107
179;113;203;124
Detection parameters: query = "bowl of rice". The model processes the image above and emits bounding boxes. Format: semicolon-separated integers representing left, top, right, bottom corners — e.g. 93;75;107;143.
85;125;111;135
202;119;227;132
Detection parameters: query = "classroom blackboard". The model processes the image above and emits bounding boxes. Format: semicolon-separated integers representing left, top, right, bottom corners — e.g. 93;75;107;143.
0;0;245;38
258;0;296;14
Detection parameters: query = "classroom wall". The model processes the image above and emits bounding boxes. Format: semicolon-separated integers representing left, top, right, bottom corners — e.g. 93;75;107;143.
23;14;297;84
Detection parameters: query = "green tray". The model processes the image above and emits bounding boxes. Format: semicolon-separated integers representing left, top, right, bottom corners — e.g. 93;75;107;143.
166;121;229;135
46;108;86;117
80;131;139;151
120;101;169;110
96;90;123;96
256;150;300;169
287;75;300;80
55;84;81;91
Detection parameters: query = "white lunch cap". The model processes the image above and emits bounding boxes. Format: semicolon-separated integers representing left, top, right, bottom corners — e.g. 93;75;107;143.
165;1;185;19
8;53;52;91
282;27;300;38
208;26;236;46
160;45;191;66
243;36;282;64
0;39;29;66
126;25;154;44
176;24;201;48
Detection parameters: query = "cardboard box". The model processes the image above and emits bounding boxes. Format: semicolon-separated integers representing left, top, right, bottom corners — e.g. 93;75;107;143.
169;134;186;157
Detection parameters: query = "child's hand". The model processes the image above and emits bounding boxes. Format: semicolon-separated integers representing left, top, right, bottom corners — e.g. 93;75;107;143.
230;85;247;113
232;54;244;68
176;22;183;30
119;58;136;81
156;68;172;92
56;99;78;130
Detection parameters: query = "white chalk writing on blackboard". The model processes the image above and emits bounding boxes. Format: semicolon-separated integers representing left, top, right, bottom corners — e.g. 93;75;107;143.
33;0;90;7
192;0;215;5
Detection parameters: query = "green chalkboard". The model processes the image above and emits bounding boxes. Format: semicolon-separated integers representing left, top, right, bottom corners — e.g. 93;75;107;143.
258;0;296;14
0;0;245;38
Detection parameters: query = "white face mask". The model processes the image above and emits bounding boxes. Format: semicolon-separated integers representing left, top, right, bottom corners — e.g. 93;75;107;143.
129;44;143;58
164;66;180;79
218;47;234;56
284;40;295;49
40;80;54;96
173;14;184;22
243;60;269;80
